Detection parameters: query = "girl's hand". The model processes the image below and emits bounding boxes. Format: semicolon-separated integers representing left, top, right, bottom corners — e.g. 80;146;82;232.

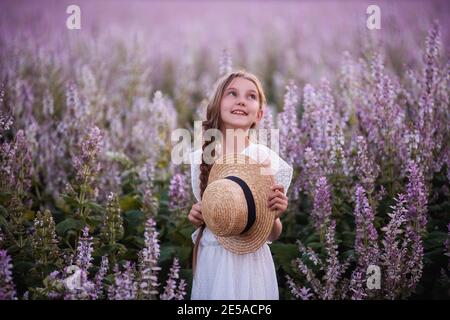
267;184;288;219
188;201;204;228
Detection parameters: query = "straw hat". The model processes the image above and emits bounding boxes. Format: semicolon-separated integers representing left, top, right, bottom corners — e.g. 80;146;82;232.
201;153;276;254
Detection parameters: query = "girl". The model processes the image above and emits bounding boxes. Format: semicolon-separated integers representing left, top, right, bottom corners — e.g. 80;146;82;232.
188;70;293;300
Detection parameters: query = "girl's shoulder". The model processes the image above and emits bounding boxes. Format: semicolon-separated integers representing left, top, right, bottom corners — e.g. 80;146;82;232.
244;143;294;194
244;143;293;171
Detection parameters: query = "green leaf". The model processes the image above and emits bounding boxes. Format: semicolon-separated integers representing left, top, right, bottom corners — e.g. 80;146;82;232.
124;210;145;230
24;209;35;221
0;204;7;216
177;245;193;263
95;243;127;257
0;213;7;226
61;193;80;207
178;225;195;240
55;218;85;235
306;242;322;250
342;249;356;261
270;243;298;273
86;214;103;228
423;231;448;250
160;244;177;263
120;194;140;212
0;191;12;204
168;229;190;245
85;201;104;212
305;232;320;243
122;235;144;247
120;248;139;261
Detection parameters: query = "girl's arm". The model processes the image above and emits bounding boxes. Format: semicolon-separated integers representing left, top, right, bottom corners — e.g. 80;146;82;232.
268;218;282;242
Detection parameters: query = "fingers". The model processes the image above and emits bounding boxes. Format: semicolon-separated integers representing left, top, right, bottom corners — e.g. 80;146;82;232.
267;189;286;201
268;197;287;209
188;202;204;227
271;184;285;193
188;210;204;226
269;196;287;206
267;185;288;211
273;206;286;219
192;203;202;216
193;201;201;211
191;210;203;221
272;203;286;211
189;217;203;227
188;214;204;227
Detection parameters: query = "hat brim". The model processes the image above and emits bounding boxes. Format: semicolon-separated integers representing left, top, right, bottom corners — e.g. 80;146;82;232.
206;153;276;254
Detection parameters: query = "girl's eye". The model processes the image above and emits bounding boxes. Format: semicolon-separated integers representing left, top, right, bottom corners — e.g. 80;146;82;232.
249;94;257;100
228;91;236;97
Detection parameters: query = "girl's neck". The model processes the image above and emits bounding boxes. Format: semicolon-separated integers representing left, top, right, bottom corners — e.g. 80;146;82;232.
219;130;251;156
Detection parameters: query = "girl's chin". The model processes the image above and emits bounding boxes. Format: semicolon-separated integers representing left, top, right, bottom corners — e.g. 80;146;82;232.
223;119;252;128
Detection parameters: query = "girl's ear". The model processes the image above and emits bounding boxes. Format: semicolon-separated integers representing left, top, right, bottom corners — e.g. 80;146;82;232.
256;106;264;122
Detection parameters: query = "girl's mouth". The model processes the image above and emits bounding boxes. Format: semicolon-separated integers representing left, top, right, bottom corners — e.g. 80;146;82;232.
231;110;248;116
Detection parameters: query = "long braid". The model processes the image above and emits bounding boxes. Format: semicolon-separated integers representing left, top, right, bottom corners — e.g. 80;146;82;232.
199;121;217;199
192;119;217;276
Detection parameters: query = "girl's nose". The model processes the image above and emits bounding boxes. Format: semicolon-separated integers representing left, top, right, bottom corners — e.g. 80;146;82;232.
237;101;246;106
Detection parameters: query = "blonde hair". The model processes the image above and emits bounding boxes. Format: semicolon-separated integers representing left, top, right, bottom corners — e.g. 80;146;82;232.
199;70;267;199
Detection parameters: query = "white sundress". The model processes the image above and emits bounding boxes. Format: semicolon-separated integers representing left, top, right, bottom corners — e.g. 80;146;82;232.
188;143;293;300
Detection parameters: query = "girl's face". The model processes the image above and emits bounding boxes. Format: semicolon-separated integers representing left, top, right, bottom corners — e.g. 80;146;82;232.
219;77;263;132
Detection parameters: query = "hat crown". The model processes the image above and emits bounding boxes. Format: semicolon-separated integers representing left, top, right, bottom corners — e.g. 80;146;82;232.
200;153;275;255
202;179;248;237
